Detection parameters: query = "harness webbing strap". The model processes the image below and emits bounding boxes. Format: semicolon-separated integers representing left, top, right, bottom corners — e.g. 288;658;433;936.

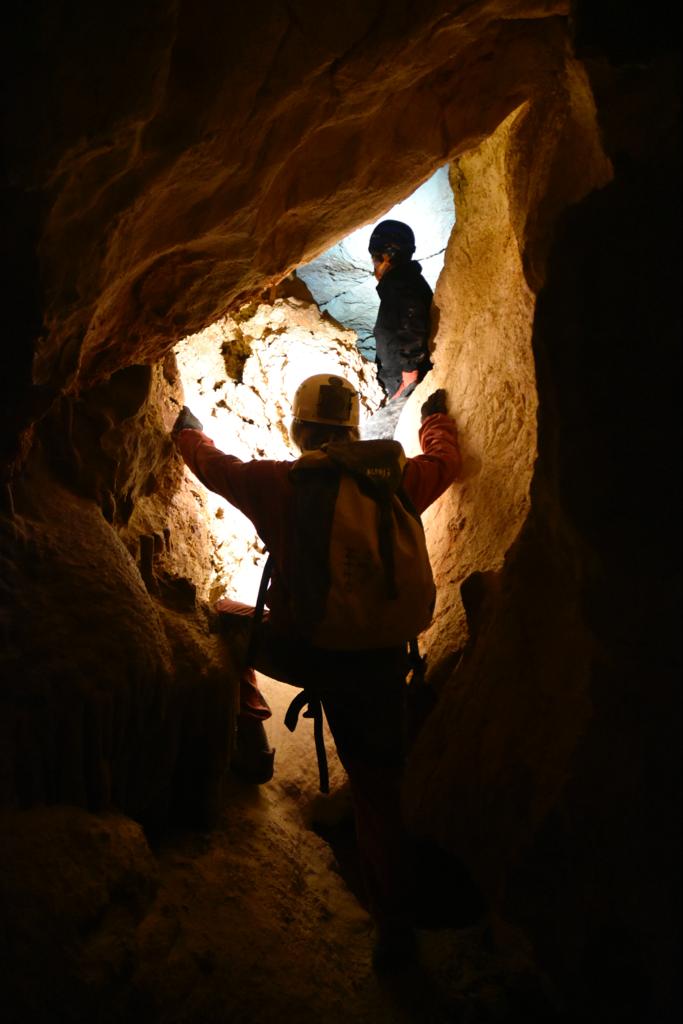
247;553;273;662
284;689;330;794
376;495;398;599
249;552;331;794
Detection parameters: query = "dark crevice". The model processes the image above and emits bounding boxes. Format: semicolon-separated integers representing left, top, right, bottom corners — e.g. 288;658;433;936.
310;810;488;931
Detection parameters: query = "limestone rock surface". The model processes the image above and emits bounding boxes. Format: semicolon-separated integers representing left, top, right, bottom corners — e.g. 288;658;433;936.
400;39;680;1024
1;460;236;826
174;296;384;603
1;807;157;1024
5;0;570;443
1;3;680;1021
396;57;612;676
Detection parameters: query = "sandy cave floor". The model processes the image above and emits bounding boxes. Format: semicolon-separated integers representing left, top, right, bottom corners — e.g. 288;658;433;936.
137;676;563;1024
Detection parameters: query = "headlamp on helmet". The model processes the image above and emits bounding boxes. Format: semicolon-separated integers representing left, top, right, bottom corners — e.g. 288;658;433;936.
292;374;360;427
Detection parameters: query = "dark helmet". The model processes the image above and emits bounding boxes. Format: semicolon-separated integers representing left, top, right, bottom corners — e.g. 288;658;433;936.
368;220;416;259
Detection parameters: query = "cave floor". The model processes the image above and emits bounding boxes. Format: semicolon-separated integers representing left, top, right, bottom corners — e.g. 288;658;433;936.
134;677;562;1024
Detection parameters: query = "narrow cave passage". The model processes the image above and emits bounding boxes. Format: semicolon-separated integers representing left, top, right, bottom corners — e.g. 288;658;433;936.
0;115;544;1023
169;116;540;690
165;168;462;849
170;166;454;607
3;2;677;1018
144;143;548;1020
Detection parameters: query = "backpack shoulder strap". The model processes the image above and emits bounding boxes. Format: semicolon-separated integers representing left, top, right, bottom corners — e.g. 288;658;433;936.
323;439;406;495
247;552;273;661
325;440;408;600
287;453;341;636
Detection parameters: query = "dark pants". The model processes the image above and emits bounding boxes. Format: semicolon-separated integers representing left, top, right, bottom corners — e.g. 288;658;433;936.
374;328;432;398
217;597;411;930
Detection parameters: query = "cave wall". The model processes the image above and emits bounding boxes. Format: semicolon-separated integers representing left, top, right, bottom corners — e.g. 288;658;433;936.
0;807;158;1021
404;36;681;1024
1;445;239;829
3;0;569;452
397;60;612;675
2;0;576;835
1;2;680;1021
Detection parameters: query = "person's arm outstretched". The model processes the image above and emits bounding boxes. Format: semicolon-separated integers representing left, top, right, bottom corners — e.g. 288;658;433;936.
402;389;461;513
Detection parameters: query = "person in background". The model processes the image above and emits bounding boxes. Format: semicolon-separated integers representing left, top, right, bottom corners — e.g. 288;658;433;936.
369;219;433;401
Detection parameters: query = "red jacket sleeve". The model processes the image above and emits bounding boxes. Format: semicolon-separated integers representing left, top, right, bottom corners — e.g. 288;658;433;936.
401;413;461;514
173;429;292;546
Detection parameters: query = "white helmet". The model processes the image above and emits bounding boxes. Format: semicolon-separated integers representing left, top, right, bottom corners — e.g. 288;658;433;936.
292;374;359;427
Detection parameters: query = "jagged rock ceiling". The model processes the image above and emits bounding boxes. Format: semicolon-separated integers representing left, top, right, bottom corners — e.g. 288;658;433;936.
5;1;569;431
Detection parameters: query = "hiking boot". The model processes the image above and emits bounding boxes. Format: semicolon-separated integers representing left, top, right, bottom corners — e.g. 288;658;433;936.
231;718;275;785
371;924;418;973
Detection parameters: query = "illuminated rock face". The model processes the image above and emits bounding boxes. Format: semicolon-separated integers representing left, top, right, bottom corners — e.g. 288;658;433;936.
174;295;384;604
2;3;680;1020
5;0;573;415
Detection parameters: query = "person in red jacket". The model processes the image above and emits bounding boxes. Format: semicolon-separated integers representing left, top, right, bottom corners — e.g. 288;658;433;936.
172;374;460;970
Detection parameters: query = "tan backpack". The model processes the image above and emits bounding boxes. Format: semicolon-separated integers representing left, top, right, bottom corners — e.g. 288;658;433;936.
287;439;435;650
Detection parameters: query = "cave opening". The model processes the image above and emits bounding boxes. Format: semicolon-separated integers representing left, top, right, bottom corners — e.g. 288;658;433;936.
170;108;540;691
166;135;540;937
166;162;489;925
171;165;456;608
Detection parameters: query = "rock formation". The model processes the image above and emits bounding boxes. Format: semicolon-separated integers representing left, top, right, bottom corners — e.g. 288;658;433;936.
174;294;384;602
1;2;680;1022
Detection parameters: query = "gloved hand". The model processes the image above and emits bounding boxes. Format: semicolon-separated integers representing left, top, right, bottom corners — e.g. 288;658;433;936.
172;405;203;433
390;370;419;401
420;389;448;422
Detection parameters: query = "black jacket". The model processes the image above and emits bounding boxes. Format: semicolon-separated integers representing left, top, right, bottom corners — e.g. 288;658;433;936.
373;260;433;393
